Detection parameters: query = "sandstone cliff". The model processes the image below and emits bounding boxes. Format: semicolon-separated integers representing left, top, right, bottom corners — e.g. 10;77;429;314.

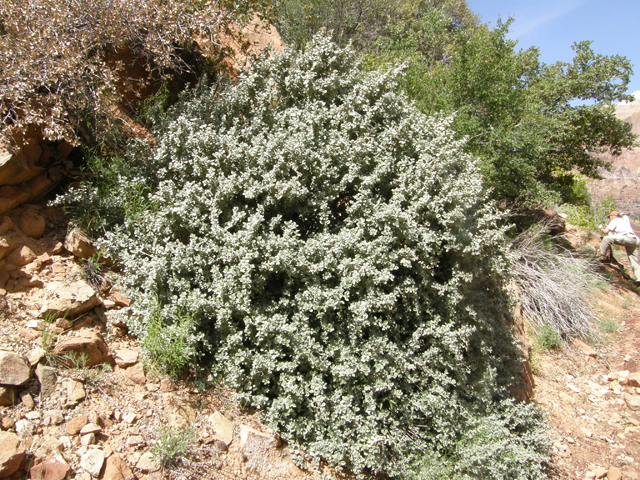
587;90;640;214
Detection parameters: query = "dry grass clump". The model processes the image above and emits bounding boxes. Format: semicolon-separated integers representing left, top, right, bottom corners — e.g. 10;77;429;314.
510;222;600;340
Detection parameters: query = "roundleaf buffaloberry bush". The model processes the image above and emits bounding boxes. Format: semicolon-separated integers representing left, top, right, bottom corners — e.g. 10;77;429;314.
99;35;549;478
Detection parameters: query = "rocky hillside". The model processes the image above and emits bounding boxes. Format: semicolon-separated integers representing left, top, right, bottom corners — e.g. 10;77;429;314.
2;212;640;479
0;212;322;480
587;91;640;214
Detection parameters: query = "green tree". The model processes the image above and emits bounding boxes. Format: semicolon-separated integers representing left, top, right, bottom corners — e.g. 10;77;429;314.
380;15;636;205
274;0;403;49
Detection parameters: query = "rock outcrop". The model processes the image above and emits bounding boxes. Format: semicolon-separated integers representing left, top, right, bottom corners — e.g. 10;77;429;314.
0;129;72;215
588;90;640;214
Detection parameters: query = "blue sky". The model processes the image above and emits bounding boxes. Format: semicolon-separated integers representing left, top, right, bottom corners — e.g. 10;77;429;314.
468;0;640;97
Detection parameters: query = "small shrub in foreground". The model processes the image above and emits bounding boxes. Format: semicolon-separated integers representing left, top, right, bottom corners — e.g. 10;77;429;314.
97;35;548;478
534;325;562;350
598;319;619;335
151;426;195;469
140;301;199;378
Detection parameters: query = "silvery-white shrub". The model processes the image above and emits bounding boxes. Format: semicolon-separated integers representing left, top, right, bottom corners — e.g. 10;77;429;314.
97;35;548;478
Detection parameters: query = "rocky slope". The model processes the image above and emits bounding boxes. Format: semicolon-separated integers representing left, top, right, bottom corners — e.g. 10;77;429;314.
0;210;321;480
538;223;640;480
0;20;302;480
1;204;639;480
587;91;640;215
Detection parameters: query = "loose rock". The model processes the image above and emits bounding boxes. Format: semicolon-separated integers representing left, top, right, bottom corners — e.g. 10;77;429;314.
574;339;597;358
593;466;607;478
35;364;57;398
0;351;31;385
43;411;64;426
64;227;96;259
208;411;234;445
29;451;70;480
80;448;105;477
0;385;15;406
20;390;35;409
123;363;145;385
81;433;96;446
239;425;304;479
126;435;144;447
114;349;138;368
5;245;36;266
53;333;112;367
15;418;36;436
102;454;133;480
1;416;15;431
122;413;137;425
0;431;26;478
136;452;160;473
167;394;197;429
66;414;88;435
608;466;622;480
65;379;86;403
624;393;640;411
79;423;102;435
27;347;46;366
33;437;64;458
40;279;101;319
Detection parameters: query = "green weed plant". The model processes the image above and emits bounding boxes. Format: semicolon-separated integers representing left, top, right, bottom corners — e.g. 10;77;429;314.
598;319;619;335
151;426;195;469
534;325;562;350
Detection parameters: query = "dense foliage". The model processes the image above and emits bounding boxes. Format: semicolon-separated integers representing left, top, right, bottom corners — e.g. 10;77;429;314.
387;19;636;205
275;0;636;206
274;0;401;50
0;0;270;146
82;36;549;477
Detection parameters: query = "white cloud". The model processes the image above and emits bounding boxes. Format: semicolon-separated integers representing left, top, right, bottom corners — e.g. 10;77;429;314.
509;0;589;39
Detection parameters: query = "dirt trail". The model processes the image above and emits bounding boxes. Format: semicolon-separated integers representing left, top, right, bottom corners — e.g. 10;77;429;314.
537;270;640;479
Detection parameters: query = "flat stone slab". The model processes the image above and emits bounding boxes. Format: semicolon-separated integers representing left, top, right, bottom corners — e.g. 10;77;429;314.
208;411;234;445
80;449;105;477
53;333;112;368
40;279;100;319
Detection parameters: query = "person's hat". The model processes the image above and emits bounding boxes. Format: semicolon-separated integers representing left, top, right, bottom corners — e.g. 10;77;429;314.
609;211;620;217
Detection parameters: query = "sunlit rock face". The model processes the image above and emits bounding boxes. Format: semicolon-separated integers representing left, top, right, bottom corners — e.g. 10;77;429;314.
588;91;640;214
